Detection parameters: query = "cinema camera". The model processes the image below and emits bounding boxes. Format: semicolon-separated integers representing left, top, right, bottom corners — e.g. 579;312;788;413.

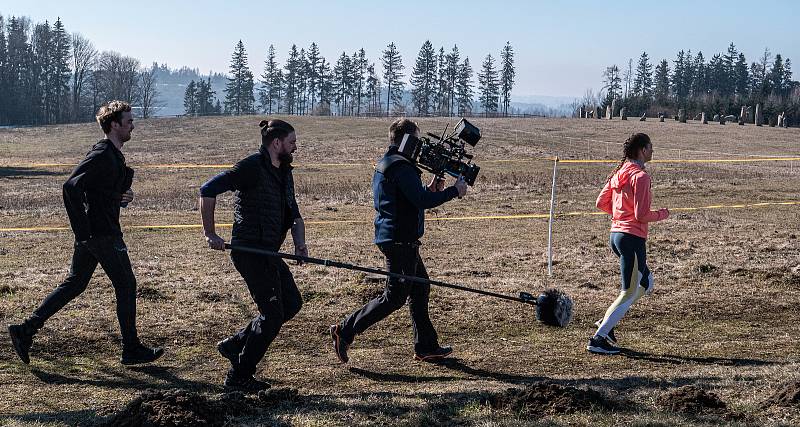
397;118;482;186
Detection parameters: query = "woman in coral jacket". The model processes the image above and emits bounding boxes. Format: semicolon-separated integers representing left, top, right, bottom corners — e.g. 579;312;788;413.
587;133;670;355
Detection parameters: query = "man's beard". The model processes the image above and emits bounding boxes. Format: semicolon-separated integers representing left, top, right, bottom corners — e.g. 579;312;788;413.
278;152;293;165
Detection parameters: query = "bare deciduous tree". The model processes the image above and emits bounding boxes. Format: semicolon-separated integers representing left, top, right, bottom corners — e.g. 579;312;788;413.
97;51;140;104
137;64;162;118
71;32;96;121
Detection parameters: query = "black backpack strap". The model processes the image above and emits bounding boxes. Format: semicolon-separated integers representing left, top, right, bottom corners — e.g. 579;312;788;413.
376;154;410;174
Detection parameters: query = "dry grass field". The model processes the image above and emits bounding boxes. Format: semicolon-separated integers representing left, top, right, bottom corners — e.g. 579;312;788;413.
1;115;799;426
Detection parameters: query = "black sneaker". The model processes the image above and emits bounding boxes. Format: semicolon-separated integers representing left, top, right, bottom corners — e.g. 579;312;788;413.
121;344;165;365
329;324;350;364
594;319;618;346
9;324;34;364
224;371;271;393
586;335;620;355
217;337;240;366
414;345;453;362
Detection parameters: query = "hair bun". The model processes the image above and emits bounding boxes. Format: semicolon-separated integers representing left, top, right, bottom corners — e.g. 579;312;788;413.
259;120;269;128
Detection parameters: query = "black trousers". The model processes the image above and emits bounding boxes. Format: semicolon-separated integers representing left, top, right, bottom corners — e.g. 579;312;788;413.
228;250;302;377
27;236;139;347
340;243;439;354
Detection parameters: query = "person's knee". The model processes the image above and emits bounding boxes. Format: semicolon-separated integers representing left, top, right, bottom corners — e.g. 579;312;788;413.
59;275;91;296
283;297;302;322
383;293;407;311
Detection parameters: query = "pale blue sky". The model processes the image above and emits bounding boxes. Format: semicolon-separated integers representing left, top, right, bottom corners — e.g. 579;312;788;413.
4;0;798;98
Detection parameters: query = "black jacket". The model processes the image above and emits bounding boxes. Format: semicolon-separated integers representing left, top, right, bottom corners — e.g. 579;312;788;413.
373;147;458;244
63;139;134;241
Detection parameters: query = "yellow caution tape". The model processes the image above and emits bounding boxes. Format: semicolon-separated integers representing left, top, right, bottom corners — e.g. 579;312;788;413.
2;201;798;233
4;156;799;170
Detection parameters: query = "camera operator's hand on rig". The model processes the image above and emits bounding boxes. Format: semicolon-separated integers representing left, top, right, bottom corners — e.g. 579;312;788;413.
427;176;446;192
454;176;468;198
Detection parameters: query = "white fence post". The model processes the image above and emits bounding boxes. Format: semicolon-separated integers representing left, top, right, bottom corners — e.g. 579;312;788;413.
548;157;559;277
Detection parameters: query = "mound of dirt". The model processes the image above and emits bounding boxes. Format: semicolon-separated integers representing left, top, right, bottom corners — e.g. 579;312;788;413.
103;387;299;426
103;389;226;427
488;382;615;415
658;385;727;414
761;381;800;408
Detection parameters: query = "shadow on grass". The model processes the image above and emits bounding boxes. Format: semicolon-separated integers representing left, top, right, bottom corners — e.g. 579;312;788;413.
0;166;66;179
3;409;101;426
30;362;221;393
620;349;779;367
351;357;732;393
348;366;464;383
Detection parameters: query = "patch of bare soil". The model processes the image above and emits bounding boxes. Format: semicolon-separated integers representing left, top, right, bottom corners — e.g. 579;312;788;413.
761;381;800;408
658;385;727;415
488;381;616;415
103;387;299;426
103;389;227;427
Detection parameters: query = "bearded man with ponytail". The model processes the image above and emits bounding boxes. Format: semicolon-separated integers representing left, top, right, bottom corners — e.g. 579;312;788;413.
587;133;670;355
199;119;306;391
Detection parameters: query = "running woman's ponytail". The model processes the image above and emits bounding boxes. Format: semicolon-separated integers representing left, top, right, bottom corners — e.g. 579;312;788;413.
606;133;651;182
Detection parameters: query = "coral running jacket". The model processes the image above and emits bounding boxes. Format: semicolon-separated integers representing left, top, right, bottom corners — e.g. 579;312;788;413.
596;161;669;239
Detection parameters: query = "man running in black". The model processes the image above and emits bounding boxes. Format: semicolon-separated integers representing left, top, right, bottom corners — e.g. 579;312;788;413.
330;118;467;364
8;100;164;366
200;119;306;392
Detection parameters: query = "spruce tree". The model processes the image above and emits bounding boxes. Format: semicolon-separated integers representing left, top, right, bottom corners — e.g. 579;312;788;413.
653;59;670;105
317;57;332;110
353;48;367;115
410;40;437;115
283;44;300;115
769;54;786;96
707;54;726;95
478;54;499;116
306;42;321;112
32;21;53;124
183;80;197;115
0;15;8;124
6;17;31;124
51;18;70;123
197;78;217;115
500;42;515;116
332;52;351;115
365;62;381;114
602;64;622;107
381;42;404;115
692;52;706;98
297;48;309;114
455;57;474;115
722;43;738;97
632;52;653;98
445;45;460;116
223;40;255;115
671;50;689;104
733;53;749;97
259;44;279;114
435;47;447;114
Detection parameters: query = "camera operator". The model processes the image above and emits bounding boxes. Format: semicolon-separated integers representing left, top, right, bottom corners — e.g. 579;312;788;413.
330;118;468;363
199;119;306;392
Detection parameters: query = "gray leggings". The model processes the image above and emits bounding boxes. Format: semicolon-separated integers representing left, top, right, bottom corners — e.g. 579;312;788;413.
595;232;654;338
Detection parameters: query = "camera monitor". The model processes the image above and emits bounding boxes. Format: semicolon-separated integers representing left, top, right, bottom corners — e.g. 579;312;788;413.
454;118;481;147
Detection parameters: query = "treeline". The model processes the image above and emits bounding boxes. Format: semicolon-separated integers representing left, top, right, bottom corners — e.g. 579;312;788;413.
0;13;163;126
202;40;516;117
588;43;799;124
